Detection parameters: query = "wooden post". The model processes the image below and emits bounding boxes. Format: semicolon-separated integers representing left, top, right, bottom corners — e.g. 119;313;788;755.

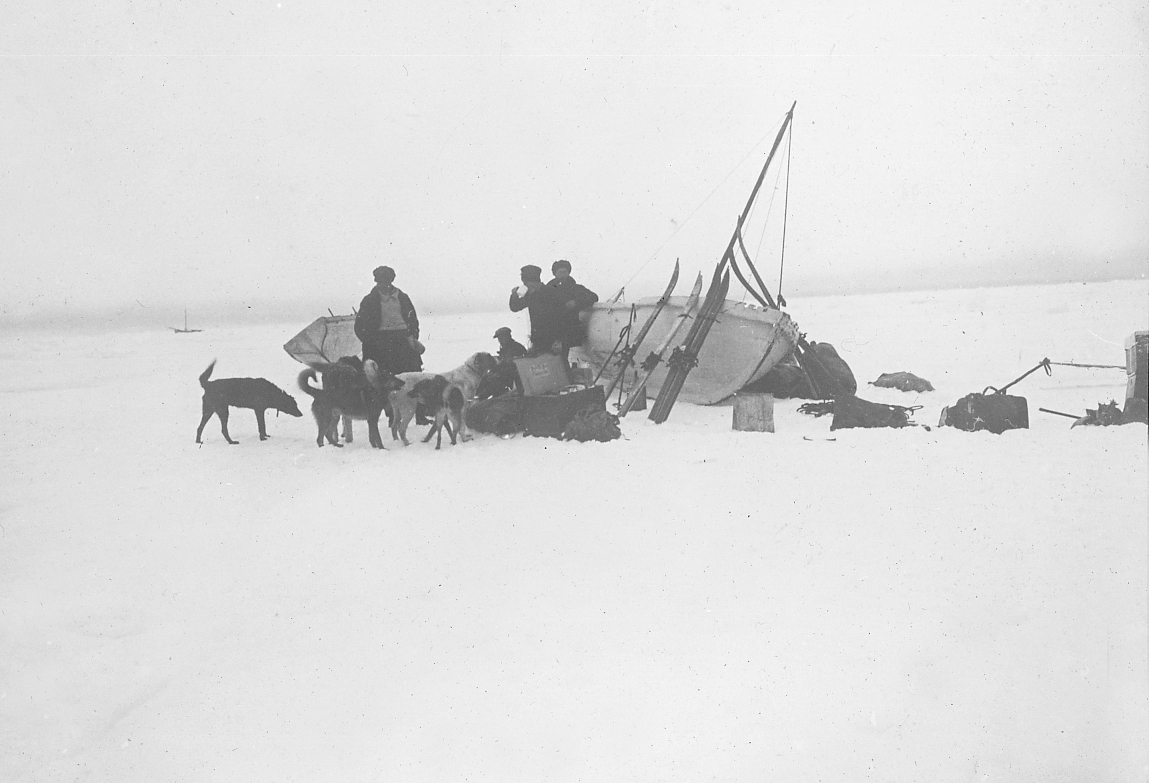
733;392;774;432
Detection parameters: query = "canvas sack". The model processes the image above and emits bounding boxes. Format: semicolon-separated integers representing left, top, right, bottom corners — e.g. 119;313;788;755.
522;386;607;439
829;395;917;430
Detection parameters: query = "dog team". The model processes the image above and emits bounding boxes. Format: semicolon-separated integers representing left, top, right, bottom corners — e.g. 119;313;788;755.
195;261;598;449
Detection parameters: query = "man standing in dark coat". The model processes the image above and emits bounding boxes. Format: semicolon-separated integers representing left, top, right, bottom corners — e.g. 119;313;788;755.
508;264;561;355
354;266;423;374
545;259;598;361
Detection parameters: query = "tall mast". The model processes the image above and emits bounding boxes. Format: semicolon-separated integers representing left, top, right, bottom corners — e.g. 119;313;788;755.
717;101;796;284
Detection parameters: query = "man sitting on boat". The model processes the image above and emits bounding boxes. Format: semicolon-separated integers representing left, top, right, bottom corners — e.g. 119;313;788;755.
545;259;598;362
354;265;424;374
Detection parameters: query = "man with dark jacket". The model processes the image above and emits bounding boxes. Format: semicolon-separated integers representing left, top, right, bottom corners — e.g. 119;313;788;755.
492;326;527;363
545;259;598;360
508;264;561;355
354;266;423;374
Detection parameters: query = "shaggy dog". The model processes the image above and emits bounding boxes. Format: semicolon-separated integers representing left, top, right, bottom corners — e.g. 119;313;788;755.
406;376;466;449
297;359;404;448
377;351;498;446
314;355;376;443
196;360;302;444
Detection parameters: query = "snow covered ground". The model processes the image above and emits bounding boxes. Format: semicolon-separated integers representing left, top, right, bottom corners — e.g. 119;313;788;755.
1;279;1146;782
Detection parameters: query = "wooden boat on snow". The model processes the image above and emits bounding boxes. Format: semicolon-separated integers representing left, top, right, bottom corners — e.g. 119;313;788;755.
283;314;360;365
285;102;809;415
572;295;798;406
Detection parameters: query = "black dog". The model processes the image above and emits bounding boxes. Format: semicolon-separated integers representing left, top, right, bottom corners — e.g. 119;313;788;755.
196;360;303;444
318;355;376;443
298;359;404;448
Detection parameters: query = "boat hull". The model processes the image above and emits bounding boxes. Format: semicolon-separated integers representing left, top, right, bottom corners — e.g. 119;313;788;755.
283;315;361;366
571;296;799;405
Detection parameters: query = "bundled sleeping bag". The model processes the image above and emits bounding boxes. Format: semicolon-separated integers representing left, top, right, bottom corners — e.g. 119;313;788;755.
829;395;919;430
940;392;1029;434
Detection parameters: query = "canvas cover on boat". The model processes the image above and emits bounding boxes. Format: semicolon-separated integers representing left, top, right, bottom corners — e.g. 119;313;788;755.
283;315;361;366
573;296;798;405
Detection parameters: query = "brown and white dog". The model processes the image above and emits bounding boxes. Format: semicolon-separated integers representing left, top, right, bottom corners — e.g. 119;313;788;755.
405;376;466;449
374;351;497;446
298;359;403;448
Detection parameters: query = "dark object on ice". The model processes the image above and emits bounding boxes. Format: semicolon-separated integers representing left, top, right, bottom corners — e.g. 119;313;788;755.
1045;398;1147;426
465;385;614;440
196;360;303;445
562;408;622;443
797;340;857;398
939;358;1052;435
940;393;1029;434
829;395;920;431
744;341;857;400
465;392;526;437
869;372;934;393
1071;401;1124;427
524;386;608;439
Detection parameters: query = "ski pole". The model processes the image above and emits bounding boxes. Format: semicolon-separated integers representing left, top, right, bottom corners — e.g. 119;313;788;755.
591;312;634;386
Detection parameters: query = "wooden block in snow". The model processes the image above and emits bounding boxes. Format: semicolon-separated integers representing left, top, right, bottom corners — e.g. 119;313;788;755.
733;392;774;432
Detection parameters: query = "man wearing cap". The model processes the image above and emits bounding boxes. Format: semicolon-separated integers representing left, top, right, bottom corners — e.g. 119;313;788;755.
508;264;561;355
354;265;423;374
545;259;598;361
492;327;527;363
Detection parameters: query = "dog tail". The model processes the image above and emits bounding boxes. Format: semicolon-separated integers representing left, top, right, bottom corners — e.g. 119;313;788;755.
199;360;217;389
297;367;323;397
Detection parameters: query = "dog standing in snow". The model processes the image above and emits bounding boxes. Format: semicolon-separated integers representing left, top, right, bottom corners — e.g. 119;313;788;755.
196;360;303;444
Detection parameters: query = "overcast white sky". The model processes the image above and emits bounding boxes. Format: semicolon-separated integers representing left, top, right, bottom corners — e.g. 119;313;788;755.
2;1;1146;326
